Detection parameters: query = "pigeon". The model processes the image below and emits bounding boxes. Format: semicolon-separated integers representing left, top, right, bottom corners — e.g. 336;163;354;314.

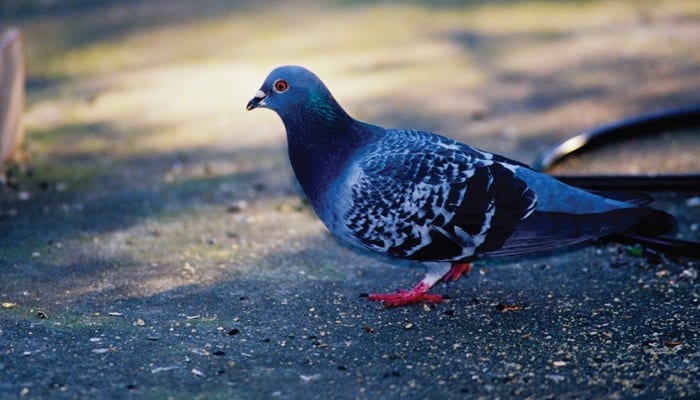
246;65;675;307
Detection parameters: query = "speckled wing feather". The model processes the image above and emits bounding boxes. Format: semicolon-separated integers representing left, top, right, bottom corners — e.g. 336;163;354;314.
342;130;537;262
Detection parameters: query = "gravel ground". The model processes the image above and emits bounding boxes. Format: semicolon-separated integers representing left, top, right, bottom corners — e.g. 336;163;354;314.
2;1;700;399
1;225;699;399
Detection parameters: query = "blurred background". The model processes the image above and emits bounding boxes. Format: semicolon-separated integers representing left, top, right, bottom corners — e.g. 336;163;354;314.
4;0;700;161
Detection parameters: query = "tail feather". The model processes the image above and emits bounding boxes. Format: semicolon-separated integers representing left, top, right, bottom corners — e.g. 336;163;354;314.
480;203;697;258
482;207;649;257
478;176;698;258
588;189;654;206
610;233;700;258
624;207;676;237
574;186;700;258
611;206;700;258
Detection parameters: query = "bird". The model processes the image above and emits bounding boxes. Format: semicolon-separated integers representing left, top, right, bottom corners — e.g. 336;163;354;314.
246;65;675;307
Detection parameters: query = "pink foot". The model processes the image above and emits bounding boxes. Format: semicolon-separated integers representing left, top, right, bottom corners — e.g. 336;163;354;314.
442;262;472;283
367;282;444;307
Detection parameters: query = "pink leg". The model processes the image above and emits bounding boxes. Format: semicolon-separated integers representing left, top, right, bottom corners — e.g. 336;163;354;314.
442;262;472;283
367;281;444;307
367;262;452;307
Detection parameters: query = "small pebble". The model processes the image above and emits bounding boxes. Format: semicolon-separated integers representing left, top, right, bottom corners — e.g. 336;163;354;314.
685;196;700;207
182;262;196;275
655;270;670;278
300;374;321;383
680;268;697;280
191;368;205;377
227;200;248;213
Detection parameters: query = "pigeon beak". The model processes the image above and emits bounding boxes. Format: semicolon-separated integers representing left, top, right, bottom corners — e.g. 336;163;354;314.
246;90;267;111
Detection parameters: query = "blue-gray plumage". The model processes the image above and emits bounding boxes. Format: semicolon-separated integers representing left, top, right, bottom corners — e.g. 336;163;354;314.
246;65;674;307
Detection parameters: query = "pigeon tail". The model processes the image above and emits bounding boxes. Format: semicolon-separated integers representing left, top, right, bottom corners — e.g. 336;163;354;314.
611;207;700;258
623;207;675;237
480;206;651;258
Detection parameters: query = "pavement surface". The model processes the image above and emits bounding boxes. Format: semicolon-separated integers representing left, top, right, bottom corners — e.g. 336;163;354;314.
1;1;700;399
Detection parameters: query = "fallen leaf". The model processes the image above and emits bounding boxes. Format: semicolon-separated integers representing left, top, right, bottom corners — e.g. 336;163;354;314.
496;303;527;312
663;341;683;348
361;325;376;334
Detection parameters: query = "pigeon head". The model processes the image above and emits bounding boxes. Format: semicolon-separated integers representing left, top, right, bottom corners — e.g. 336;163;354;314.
246;65;351;128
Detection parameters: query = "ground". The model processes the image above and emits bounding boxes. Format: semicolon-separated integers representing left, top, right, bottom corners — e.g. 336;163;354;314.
1;1;700;399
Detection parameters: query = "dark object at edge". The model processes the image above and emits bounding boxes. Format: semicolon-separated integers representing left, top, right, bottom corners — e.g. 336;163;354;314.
533;105;700;258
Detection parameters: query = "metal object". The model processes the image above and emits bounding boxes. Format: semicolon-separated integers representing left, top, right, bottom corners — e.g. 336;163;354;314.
533;105;700;190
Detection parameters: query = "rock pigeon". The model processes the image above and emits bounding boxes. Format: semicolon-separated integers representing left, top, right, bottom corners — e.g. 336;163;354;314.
246;65;675;307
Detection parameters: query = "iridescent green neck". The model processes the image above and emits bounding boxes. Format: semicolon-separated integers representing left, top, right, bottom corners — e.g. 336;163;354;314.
305;90;345;125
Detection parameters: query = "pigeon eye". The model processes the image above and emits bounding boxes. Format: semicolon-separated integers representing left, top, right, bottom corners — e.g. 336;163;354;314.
273;79;289;93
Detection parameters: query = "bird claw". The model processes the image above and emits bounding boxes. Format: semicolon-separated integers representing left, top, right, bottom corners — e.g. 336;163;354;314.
367;282;444;307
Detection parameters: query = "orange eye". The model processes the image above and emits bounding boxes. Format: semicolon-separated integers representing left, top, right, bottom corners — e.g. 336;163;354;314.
273;79;289;93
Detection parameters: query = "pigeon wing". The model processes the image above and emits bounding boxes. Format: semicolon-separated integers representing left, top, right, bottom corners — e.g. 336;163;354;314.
342;130;537;262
